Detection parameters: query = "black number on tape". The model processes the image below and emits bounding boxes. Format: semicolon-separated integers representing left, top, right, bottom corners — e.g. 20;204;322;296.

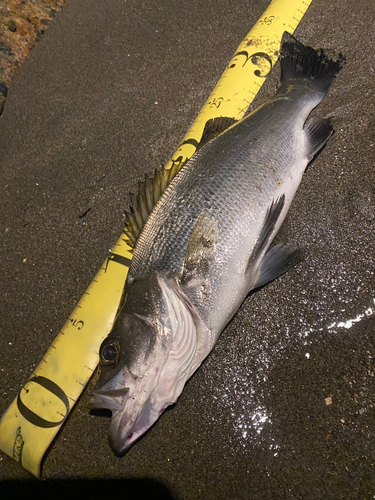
208;97;223;108
250;52;273;78
17;376;70;428
259;16;275;25
229;50;273;77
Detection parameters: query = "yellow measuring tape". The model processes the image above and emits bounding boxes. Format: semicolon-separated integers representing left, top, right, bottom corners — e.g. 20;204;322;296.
0;0;312;477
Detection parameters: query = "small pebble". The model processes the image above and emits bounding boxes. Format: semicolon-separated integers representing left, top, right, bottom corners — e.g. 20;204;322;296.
7;20;17;32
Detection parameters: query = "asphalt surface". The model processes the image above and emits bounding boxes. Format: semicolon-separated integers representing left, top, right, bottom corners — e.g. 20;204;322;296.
1;0;375;498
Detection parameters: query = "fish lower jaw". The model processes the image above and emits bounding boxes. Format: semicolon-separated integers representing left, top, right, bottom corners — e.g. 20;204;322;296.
109;425;145;456
109;397;161;456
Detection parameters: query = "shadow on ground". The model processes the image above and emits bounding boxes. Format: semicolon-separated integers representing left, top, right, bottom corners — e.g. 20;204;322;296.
0;478;177;500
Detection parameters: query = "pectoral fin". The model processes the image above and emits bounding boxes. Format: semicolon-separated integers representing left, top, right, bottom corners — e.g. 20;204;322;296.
246;195;301;289
182;212;220;284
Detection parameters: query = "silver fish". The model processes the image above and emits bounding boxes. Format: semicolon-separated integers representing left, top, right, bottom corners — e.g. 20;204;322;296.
88;33;344;455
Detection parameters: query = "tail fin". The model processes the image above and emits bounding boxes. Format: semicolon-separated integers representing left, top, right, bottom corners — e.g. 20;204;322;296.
280;32;345;94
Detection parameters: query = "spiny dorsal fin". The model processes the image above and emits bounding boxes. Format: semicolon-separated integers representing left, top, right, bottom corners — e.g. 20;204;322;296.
198;117;237;150
123;160;184;247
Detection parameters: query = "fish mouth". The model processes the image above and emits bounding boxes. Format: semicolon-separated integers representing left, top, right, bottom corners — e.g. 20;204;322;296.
87;371;161;456
88;386;129;413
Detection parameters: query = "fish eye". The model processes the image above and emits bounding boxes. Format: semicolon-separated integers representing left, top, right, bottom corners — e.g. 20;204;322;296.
99;337;120;365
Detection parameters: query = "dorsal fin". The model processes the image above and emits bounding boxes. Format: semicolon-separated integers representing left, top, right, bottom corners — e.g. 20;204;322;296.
197;117;237;150
123;160;183;247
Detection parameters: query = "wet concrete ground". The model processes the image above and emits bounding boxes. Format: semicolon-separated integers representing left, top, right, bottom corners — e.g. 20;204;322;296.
1;0;375;498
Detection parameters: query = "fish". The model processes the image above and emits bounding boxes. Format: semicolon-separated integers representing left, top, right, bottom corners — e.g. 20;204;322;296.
88;32;345;456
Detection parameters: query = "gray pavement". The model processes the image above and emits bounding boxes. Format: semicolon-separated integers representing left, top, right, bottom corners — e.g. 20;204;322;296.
1;0;375;498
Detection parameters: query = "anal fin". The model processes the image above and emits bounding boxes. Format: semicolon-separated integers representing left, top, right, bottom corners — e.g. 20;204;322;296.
304;117;333;161
246;195;285;275
254;244;302;289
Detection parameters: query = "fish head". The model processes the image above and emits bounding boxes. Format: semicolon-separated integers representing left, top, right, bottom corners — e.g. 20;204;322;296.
88;273;201;456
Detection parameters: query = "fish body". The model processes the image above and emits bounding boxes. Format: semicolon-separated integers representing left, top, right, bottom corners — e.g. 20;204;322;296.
89;33;344;455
